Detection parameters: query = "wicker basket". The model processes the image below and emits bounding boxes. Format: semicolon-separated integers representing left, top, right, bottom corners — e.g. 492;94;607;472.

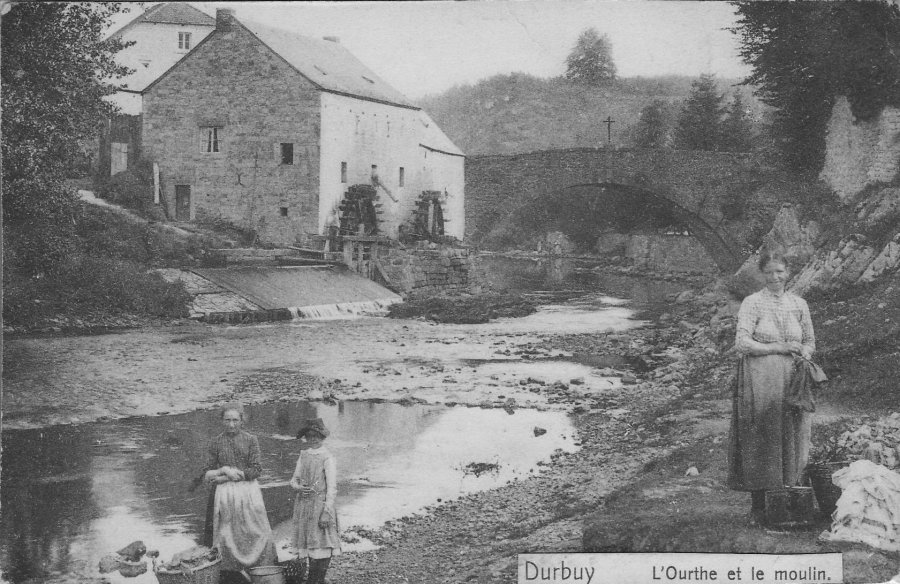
155;557;222;584
807;461;851;516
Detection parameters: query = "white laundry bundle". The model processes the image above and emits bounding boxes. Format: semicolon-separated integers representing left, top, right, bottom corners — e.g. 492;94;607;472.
820;459;900;552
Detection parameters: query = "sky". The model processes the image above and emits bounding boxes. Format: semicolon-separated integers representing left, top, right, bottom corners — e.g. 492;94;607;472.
111;1;751;99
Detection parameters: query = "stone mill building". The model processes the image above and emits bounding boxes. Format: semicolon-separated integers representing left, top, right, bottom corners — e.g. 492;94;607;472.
141;8;465;246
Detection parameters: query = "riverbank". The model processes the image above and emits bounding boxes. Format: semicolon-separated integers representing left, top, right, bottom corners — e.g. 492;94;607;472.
326;273;900;584
3;268;899;583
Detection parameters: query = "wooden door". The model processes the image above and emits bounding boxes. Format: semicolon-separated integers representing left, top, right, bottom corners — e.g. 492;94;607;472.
175;185;191;221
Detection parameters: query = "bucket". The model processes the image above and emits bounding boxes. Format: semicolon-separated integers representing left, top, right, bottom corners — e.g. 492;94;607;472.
249;565;285;584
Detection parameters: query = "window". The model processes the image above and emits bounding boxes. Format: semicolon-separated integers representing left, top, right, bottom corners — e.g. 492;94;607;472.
178;32;192;50
201;127;221;153
279;207;288;217
371;164;378;179
340;162;347;183
280;143;294;165
399;167;405;187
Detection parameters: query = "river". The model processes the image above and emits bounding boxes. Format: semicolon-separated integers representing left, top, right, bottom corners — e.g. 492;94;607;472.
1;258;689;584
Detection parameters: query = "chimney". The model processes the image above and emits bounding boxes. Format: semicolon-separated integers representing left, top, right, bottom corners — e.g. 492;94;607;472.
216;8;235;31
323;36;340;43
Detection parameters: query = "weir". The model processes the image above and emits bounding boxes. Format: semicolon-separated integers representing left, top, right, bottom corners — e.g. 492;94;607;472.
288;299;399;320
191;265;401;319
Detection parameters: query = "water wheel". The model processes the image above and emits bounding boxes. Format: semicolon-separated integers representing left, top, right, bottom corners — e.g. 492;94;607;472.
339;184;380;236
410;190;446;240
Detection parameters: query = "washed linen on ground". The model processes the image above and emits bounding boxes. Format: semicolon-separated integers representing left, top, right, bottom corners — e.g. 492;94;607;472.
820;459;900;552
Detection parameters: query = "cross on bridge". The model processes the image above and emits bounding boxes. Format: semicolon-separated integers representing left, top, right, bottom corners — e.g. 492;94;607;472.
603;116;615;146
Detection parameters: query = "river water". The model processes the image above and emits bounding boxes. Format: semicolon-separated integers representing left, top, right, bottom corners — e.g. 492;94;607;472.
0;257;687;584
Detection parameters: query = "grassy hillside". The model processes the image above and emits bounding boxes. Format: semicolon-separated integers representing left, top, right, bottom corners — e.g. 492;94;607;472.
419;74;766;155
3;184;240;332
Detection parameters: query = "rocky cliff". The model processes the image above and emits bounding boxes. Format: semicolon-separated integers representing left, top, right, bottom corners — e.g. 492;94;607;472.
733;97;900;297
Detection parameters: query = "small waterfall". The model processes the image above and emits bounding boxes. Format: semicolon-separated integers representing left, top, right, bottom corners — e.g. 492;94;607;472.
289;298;400;320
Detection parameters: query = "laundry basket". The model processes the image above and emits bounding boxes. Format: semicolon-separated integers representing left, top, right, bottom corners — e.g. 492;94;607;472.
154;557;222;584
807;461;851;516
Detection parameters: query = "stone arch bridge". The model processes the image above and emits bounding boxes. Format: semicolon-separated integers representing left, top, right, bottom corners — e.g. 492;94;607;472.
465;148;772;272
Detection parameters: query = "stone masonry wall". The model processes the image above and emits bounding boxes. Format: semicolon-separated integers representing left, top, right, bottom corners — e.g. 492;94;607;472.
142;16;321;245
378;244;471;297
625;235;719;273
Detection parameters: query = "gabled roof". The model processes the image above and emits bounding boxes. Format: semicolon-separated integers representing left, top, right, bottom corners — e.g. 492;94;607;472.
240;19;418;110
110;3;215;38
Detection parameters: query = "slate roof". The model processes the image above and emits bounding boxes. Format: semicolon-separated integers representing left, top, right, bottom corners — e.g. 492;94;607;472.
125;3;215;28
240;19;417;110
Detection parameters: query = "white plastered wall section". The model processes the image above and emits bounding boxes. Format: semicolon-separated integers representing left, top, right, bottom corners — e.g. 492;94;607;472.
420;145;465;240
115;23;215;91
318;92;424;238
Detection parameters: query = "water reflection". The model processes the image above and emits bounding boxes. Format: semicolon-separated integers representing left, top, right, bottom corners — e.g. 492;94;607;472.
0;401;576;583
475;255;686;305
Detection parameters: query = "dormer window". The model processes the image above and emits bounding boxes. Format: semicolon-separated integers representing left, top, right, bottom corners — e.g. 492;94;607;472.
178;32;192;50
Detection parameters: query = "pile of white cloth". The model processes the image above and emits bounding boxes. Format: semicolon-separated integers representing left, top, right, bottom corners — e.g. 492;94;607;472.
820;459;900;552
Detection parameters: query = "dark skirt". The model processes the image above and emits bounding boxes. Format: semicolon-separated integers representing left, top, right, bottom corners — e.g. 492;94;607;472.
727;354;811;491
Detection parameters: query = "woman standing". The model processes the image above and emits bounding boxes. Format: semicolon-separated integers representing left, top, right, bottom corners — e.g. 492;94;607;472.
202;404;276;576
290;418;341;584
727;248;816;522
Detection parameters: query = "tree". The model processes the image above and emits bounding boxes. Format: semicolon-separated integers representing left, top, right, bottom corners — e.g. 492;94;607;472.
721;91;754;152
674;74;726;151
565;28;616;86
633;99;674;149
2;2;132;274
732;1;900;171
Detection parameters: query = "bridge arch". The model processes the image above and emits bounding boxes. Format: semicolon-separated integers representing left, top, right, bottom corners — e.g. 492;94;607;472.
487;181;744;272
466;147;775;273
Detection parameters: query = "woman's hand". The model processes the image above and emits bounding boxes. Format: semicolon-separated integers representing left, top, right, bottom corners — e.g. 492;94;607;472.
222;466;245;481
204;469;221;483
770;341;802;355
318;506;334;528
799;346;814;360
296;485;316;497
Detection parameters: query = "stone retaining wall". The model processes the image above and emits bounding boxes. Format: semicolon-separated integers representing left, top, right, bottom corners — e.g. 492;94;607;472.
378;244;472;297
211;248;300;265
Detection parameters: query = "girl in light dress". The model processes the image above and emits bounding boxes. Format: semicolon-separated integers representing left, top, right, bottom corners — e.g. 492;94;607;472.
290;418;341;584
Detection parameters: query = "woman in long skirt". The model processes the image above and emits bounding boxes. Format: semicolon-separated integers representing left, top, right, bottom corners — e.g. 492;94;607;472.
290;418;341;584
201;404;277;577
727;247;816;524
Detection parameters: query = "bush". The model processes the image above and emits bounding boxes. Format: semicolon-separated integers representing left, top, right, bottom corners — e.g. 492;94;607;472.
96;160;159;217
3;253;191;328
3;175;81;275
